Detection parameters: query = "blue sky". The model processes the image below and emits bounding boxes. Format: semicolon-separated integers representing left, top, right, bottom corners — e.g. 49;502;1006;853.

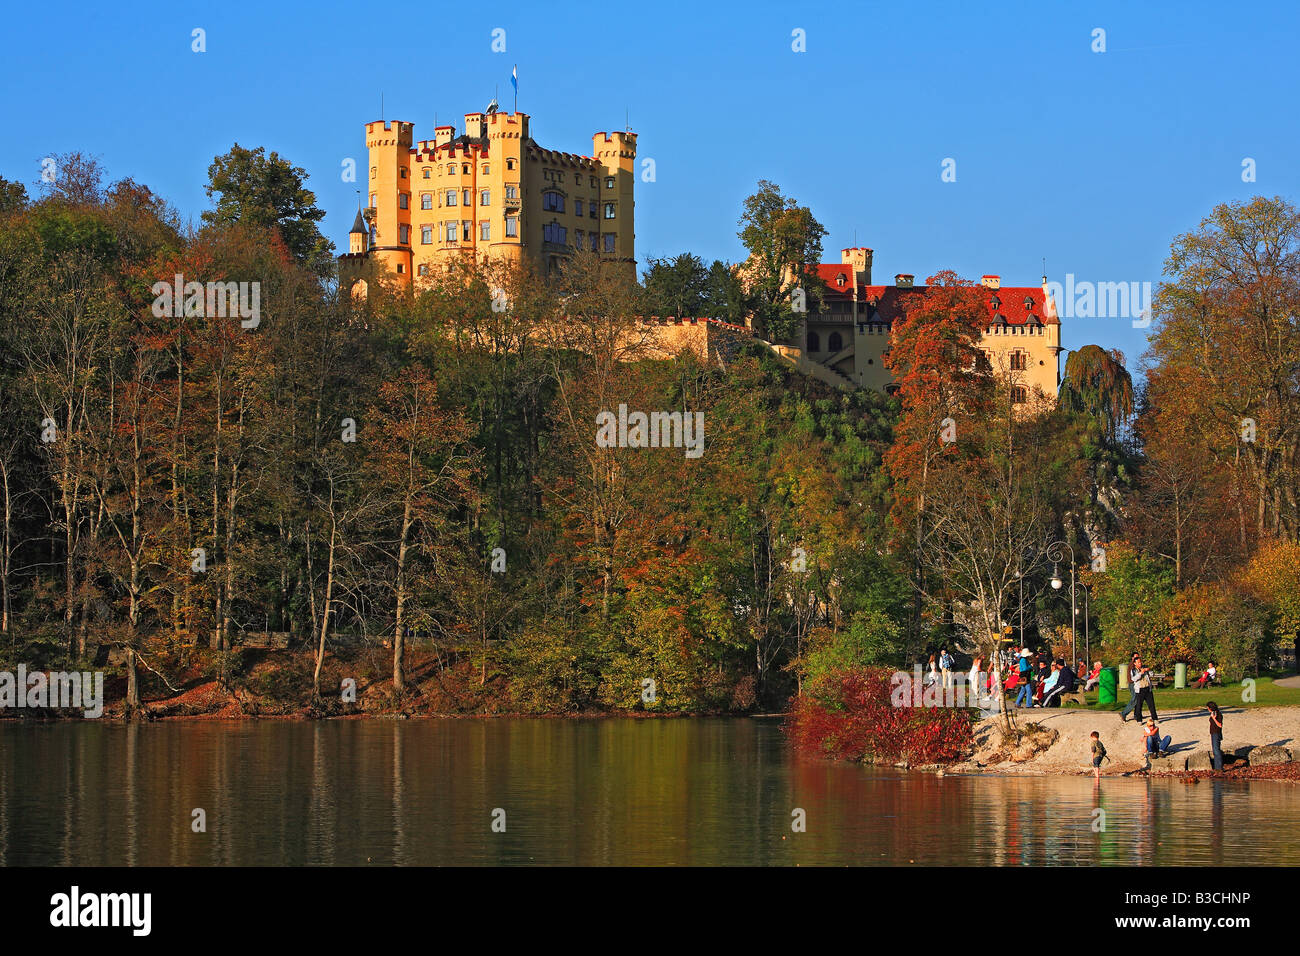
4;0;1297;369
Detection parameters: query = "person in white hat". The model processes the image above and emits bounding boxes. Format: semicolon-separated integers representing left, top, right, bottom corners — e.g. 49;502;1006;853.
1013;648;1035;708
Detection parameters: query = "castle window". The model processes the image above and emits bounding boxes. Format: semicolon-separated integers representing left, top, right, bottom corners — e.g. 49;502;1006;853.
370;166;377;179
421;193;433;210
482;164;489;175
422;167;431;179
1010;351;1027;371
507;159;516;170
604;203;616;219
446;222;458;242
463;164;470;174
605;177;615;189
397;264;404;274
603;233;615;252
400;167;407;179
828;332;843;352
421;225;432;244
399;193;409;209
543;191;565;212
399;224;409;244
591;175;598;187
576;229;585;250
418;263;429;276
481;220;490;240
463;189;472;206
590;203;597;219
370;193;376;207
807;331;820;352
462;221;472;241
575;199;584;217
447;164;456;175
505;215;518;237
1011;386;1027;404
543;222;567;244
505;184;518;200
480;189;490;206
446;189;457;206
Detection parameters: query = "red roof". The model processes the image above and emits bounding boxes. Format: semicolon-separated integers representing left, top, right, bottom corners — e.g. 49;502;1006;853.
857;284;1055;325
805;268;1056;325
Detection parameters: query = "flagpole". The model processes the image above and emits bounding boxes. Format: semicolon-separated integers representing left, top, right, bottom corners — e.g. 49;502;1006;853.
513;64;517;114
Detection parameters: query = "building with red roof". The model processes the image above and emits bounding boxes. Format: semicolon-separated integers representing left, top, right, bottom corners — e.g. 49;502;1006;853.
770;248;1061;402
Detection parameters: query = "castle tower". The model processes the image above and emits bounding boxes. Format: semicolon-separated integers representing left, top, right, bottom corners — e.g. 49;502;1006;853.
840;247;872;287
592;130;637;281
365;120;414;281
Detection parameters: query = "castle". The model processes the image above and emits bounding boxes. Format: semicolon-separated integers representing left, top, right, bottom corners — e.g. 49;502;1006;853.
768;248;1062;402
336;108;1059;403
340;109;637;293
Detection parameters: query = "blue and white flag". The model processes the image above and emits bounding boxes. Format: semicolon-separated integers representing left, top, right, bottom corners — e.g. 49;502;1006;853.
511;65;518;93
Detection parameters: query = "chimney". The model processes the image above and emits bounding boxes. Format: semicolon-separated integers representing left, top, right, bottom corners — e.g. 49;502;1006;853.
981;275;1001;290
895;273;914;288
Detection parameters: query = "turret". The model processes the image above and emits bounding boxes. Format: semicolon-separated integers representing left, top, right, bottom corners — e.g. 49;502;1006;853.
348;208;369;255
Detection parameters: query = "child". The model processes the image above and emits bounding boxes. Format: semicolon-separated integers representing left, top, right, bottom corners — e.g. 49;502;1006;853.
1142;716;1171;759
1089;731;1108;779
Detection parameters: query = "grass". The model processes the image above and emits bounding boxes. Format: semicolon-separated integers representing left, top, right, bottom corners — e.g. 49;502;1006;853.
1062;674;1300;711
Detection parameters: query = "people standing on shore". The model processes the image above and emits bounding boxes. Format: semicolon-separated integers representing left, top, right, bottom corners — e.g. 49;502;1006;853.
968;656;983;698
1206;701;1224;771
1090;731;1108;779
1130;655;1159;723
1120;653;1141;722
939;648;954;690
1014;649;1035;708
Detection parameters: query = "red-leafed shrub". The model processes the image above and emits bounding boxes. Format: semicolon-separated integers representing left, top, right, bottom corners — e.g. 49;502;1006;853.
786;667;974;765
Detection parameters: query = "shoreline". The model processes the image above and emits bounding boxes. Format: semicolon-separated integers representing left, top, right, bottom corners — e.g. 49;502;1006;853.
942;705;1300;782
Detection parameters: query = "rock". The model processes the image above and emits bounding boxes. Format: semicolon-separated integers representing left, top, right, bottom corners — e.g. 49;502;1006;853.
1246;745;1293;766
1186;750;1215;771
1147;752;1178;769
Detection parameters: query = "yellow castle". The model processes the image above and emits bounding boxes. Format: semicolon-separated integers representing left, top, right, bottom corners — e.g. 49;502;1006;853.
340;109;637;291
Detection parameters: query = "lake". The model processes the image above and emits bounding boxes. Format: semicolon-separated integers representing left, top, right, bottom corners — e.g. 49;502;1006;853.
1;717;1296;866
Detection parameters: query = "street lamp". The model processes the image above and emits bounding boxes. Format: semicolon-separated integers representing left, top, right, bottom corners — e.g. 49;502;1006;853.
1046;541;1077;666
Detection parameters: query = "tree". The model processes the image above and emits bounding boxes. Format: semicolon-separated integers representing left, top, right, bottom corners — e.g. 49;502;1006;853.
203;144;334;273
1146;195;1300;541
642;253;710;317
1060;345;1134;441
366;367;475;692
737;180;827;341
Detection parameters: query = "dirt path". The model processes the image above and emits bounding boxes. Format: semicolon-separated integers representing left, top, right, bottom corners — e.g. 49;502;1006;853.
959;705;1300;776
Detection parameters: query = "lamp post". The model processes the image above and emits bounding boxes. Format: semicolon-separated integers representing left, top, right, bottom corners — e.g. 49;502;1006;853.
1047;540;1077;666
1079;580;1090;667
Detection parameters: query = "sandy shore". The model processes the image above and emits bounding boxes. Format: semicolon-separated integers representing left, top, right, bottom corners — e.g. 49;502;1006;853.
958;705;1300;776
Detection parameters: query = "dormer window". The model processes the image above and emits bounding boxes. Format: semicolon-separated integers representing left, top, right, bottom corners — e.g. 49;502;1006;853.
836;275;846;287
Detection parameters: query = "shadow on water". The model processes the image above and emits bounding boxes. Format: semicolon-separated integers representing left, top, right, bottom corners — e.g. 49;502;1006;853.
1;718;1295;865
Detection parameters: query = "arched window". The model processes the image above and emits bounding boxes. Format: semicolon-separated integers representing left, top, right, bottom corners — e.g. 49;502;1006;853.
828;331;843;352
807;330;820;352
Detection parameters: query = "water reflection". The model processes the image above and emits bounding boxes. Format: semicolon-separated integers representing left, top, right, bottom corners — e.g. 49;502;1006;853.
0;718;1294;866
